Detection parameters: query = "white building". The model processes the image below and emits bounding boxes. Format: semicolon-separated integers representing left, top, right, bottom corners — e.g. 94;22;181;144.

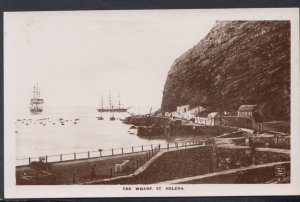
207;112;221;126
238;105;257;118
176;105;190;113
195;117;208;125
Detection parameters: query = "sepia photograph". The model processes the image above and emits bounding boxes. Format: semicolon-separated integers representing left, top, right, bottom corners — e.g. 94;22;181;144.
3;8;300;198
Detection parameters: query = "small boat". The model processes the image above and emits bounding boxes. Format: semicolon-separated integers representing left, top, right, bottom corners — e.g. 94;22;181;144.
110;114;115;121
97;112;104;120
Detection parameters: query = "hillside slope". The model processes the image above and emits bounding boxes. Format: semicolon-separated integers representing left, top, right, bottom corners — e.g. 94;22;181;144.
161;21;290;121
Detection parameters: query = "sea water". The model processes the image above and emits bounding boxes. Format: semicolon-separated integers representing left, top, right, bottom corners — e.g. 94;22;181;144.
15;107;168;165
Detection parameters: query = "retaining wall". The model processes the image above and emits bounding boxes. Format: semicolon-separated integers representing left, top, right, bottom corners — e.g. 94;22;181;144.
170;125;237;137
162;161;290;184
85;146;213;184
255;148;290;165
85;144;290;185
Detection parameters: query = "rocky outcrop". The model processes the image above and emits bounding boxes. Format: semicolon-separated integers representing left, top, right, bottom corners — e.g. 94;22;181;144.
161;21;290;121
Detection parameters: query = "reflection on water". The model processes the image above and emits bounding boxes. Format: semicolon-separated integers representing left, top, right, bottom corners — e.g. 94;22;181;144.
16;107;167;159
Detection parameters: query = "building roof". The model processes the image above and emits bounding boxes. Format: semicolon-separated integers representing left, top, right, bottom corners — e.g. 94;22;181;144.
177;104;190;108
188;106;204;112
208;112;219;118
238;105;257;112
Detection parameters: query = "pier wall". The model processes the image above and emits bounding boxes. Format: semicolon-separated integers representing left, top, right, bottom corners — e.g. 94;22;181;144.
170;125;237;137
215;146;253;171
17;133;290;185
221;116;290;134
124;116;170;126
255;148;290;165
221;116;258;130
162;161;290;184
85;144;290;184
250;135;290;149
85;146;213;184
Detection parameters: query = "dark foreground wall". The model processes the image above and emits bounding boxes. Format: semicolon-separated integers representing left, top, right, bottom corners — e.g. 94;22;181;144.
86;146;213;184
170;162;290;184
85;145;290;185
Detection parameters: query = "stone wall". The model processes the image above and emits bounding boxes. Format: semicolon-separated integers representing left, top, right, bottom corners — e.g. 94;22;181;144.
262;121;290;134
255;148;290;165
170;125;237;137
215;146;253;171
221;116;259;130
125;116;170;126
250;135;290;149
84;144;290;185
166;162;290;184
86;146;213;184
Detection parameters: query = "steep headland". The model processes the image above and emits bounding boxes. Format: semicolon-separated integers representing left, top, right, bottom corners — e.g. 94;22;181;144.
161;21;290;121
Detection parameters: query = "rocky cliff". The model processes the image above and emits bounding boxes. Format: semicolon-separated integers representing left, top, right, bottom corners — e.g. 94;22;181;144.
161;21;290;121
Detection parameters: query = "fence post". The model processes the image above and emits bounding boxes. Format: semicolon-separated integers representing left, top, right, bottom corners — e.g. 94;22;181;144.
99;150;102;157
151;144;153;150
88;151;90;159
60;154;62;162
121;148;124;154
142;145;143;152
158;144;161;151
176;142;178;149
110;168;113;177
46;156;48;163
132;146;134;153
74;153;76;160
112;149;114;156
167;143;169;150
185;142;187;147
29;157;31;165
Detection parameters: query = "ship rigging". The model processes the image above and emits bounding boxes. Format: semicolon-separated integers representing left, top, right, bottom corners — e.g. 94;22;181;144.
29;83;44;114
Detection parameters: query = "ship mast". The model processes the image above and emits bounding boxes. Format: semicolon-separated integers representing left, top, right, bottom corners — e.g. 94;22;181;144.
36;82;40;98
108;91;112;110
33;85;36;99
118;93;121;109
101;95;104;110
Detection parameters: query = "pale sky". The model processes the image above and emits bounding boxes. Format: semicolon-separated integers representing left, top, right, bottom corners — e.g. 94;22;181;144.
5;10;216;113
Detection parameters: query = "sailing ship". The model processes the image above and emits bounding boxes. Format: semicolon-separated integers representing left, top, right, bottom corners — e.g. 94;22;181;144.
97;92;129;112
29;83;44;114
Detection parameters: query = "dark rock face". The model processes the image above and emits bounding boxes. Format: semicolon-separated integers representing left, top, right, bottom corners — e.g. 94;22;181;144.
161;21;290;121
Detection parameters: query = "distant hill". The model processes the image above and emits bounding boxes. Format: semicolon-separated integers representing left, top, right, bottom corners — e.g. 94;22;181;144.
161;21;290;121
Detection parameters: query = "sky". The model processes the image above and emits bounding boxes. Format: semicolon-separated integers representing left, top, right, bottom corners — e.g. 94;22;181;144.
4;10;216;113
